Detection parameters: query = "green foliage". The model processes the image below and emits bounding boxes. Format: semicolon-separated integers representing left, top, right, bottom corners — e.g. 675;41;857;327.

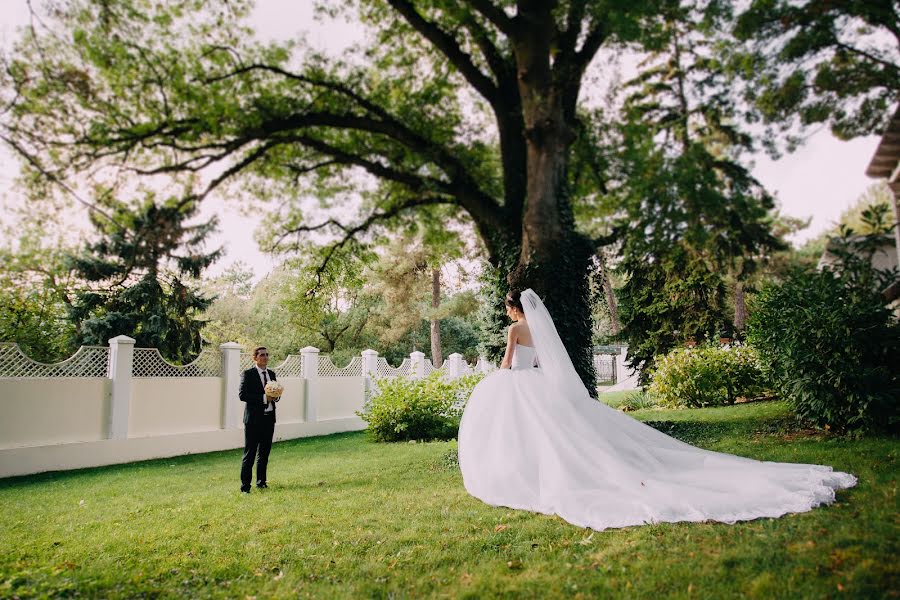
382;315;481;366
0;239;76;362
733;0;900;140
602;390;659;412
747;237;900;433
474;261;510;364
649;344;767;408
67;194;220;363
618;247;731;383
835;182;895;236
358;372;483;442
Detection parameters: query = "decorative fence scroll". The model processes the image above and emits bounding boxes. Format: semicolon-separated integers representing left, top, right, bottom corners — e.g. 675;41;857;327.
375;357;413;378
318;356;363;377
0;341;505;382
0;343;109;378
273;355;303;377
422;358;437;376
132;347;221;378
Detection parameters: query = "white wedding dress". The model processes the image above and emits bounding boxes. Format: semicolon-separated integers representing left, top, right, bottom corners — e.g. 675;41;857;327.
458;289;856;531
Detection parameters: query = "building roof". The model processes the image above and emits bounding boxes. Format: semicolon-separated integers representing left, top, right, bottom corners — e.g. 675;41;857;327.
866;103;900;184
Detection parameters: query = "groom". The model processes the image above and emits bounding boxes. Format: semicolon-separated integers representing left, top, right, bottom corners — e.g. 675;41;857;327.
239;346;278;493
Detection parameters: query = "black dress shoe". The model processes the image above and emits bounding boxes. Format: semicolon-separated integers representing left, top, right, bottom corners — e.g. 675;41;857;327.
241;486;251;493
256;482;268;489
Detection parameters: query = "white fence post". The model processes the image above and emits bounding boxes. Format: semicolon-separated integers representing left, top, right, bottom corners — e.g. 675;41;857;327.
477;356;492;374
107;335;135;439
220;342;243;429
301;346;320;423
362;348;378;383
447;353;463;379
410;351;425;378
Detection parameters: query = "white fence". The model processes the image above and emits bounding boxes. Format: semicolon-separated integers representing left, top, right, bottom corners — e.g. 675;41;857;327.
0;338;493;479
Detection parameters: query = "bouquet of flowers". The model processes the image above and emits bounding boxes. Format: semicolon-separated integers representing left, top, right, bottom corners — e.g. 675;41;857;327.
264;380;284;402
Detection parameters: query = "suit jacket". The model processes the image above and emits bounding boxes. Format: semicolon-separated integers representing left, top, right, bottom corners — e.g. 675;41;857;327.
239;367;278;425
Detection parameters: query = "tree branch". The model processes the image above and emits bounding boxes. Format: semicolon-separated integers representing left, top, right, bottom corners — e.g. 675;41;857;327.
833;41;900;74
467;0;515;36
272;195;455;294
573;20;609;75
386;0;500;106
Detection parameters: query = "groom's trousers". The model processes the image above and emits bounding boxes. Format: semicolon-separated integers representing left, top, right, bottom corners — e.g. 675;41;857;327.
241;413;276;489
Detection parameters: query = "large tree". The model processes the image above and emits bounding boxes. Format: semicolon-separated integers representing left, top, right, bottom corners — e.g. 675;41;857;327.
3;0;669;389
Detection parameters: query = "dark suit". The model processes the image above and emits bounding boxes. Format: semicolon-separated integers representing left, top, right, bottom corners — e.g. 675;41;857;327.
239;367;277;490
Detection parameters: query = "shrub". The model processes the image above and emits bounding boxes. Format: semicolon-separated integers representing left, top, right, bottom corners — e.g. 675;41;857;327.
747;265;900;434
613;391;659;412
648;343;767;408
358;371;484;442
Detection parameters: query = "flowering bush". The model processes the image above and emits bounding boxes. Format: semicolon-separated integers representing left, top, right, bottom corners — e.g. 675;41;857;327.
648;343;767;408
358;371;484;442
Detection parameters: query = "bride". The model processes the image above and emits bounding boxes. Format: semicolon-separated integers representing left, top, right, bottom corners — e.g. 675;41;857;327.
458;289;856;531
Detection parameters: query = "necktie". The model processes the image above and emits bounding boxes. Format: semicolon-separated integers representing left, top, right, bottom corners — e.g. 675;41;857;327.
262;370;270;410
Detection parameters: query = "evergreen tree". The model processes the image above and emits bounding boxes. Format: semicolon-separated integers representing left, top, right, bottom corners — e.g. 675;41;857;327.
67;194;221;362
608;2;783;378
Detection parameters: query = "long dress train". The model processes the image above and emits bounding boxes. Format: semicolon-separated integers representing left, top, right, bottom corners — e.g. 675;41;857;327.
458;292;856;531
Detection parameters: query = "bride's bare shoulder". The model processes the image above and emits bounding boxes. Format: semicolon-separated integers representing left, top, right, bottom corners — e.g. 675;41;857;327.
510;321;530;335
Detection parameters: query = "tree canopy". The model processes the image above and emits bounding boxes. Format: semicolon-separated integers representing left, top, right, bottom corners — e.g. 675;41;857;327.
2;0;887;387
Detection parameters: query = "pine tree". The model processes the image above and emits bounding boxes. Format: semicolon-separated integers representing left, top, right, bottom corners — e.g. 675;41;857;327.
610;2;783;377
67;194;221;363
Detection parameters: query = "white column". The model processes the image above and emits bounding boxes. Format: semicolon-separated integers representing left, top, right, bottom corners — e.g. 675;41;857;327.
107;335;135;440
361;349;379;401
301;346;320;423
410;350;425;378
220;342;243;429
446;353;463;379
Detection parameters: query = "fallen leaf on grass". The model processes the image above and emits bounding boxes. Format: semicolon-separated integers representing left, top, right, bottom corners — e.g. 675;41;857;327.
494;524;508;533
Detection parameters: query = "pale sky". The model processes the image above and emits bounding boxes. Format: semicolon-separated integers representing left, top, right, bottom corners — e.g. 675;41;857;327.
0;1;885;280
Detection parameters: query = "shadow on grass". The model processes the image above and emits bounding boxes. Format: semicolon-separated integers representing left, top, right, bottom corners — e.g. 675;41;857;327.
0;430;369;489
642;414;809;446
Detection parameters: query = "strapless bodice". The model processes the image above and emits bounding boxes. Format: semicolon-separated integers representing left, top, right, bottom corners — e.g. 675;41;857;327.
511;343;537;370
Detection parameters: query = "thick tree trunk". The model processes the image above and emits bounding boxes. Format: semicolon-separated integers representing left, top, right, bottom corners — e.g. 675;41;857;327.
508;10;597;394
733;281;747;332
430;267;442;368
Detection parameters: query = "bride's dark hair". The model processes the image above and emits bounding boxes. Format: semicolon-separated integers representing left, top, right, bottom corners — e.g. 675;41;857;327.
505;290;523;311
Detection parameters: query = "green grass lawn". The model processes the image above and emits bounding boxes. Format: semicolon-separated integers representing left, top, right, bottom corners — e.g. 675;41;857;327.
1;401;896;599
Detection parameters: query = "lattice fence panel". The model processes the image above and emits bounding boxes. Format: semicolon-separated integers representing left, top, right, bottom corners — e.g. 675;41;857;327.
318;355;363;377
240;353;256;371
0;343;109;378
271;355;303;377
375;357;412;378
422;359;437;376
132;347;221;378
